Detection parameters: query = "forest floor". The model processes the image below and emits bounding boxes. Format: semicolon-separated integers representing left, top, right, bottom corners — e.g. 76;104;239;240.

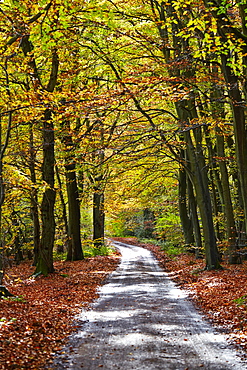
53;240;245;370
0;253;120;370
0;237;247;369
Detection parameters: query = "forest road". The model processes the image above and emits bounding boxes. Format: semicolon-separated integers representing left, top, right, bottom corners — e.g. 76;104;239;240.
53;241;247;370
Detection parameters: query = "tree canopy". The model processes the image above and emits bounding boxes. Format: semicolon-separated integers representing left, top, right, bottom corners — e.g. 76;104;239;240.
0;0;247;274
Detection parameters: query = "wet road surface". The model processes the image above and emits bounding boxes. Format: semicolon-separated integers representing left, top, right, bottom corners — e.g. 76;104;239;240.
53;241;247;370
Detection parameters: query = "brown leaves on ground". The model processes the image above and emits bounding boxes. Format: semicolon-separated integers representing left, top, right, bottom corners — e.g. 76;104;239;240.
0;254;120;370
2;237;247;369
113;237;247;357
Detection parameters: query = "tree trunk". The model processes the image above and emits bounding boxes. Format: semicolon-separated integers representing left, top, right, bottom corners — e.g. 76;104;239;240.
0;112;12;283
65;162;84;261
28;123;40;266
232;171;246;246
221;55;247;235
203;0;247;248
59;117;84;261
216;132;238;263
204;130;223;241
55;164;70;254
176;98;220;269
150;0;221;269
207;62;238;262
185;129;221;269
35;48;58;275
178;165;194;246
93;190;105;248
187;175;203;256
35;109;56;275
0;248;3;285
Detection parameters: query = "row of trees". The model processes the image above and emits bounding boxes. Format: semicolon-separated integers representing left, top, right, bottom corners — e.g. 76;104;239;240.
0;0;247;276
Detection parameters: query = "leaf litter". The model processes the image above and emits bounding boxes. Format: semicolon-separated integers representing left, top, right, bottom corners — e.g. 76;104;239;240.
2;237;247;369
0;254;120;370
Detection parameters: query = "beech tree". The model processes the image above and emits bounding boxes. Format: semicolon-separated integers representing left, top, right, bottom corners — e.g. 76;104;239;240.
94;0;221;268
1;1;68;274
1;0;247;274
97;0;245;266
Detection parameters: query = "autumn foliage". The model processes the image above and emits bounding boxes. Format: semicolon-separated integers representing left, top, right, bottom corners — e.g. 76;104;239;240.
1;0;247;365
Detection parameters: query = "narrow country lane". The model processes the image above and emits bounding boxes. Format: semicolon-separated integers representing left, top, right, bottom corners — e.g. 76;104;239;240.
53;242;247;370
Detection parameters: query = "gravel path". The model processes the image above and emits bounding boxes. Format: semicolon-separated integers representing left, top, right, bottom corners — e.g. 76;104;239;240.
53;241;247;370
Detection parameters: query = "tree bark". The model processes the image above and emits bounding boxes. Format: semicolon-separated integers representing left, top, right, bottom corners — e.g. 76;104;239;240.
0;112;12;283
34;48;58;275
187;174;203;256
28;123;40;266
35;108;56;275
93;189;105;248
65;161;84;260
185;128;221;269
55;164;70;254
221;55;247;234
59;117;84;261
150;0;221;269
178;165;194;246
203;0;247;248
0;249;3;285
216;132;238;263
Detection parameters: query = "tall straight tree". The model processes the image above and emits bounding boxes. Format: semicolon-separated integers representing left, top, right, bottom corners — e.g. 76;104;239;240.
3;2;60;274
202;0;247;235
61;121;84;261
28;122;40;266
37;54;58;274
148;0;221;268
